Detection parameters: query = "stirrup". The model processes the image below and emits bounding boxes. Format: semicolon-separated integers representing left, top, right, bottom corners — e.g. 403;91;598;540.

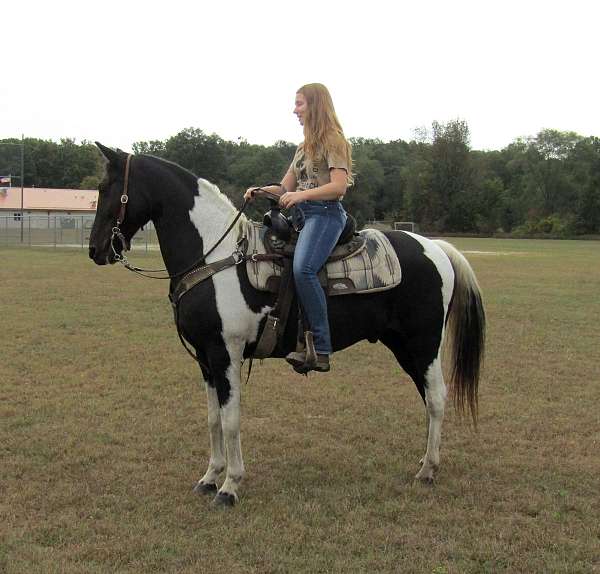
303;331;317;370
285;331;326;374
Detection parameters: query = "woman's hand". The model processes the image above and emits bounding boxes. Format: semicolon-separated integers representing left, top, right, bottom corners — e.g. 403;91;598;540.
244;186;262;201
279;191;306;209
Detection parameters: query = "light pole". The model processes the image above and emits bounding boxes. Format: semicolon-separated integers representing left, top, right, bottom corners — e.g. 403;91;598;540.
0;135;25;242
20;134;24;242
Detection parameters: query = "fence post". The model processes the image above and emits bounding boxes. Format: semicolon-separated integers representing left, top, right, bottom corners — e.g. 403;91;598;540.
54;216;57;248
28;215;31;246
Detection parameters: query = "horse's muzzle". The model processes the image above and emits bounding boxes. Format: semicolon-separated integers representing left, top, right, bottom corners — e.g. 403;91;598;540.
89;245;112;265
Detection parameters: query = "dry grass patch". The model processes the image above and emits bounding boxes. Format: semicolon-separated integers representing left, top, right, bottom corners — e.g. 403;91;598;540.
1;239;599;573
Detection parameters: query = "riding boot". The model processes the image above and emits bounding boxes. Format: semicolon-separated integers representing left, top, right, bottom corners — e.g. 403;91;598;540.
285;331;330;373
285;330;314;371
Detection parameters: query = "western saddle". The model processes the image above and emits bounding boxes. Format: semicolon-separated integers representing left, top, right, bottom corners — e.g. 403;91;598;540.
251;191;364;360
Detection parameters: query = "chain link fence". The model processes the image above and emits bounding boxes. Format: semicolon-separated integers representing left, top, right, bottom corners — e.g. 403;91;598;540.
0;215;159;250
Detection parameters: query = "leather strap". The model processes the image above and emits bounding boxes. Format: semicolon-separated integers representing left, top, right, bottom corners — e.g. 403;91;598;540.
253;258;296;359
117;154;132;225
171;251;244;305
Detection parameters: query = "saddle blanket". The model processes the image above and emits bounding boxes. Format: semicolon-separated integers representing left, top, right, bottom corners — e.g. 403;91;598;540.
243;221;402;296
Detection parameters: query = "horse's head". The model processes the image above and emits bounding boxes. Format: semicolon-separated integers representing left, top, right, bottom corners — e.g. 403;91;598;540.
89;142;145;265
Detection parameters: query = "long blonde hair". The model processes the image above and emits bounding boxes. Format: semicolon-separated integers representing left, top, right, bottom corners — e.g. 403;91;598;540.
297;83;354;186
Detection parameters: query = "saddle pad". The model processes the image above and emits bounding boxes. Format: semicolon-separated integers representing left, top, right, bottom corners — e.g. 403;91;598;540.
243;221;402;296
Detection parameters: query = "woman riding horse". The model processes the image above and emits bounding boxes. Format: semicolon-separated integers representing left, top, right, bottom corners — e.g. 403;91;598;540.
89;134;485;507
245;83;352;374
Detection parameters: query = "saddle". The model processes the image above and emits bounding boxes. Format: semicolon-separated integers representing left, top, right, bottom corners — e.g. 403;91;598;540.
245;217;401;297
264;205;364;259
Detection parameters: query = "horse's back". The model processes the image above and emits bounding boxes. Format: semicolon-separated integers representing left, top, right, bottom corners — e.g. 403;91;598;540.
382;230;454;296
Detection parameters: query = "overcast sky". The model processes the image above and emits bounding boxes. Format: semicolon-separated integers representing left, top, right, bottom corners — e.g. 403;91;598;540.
2;0;598;152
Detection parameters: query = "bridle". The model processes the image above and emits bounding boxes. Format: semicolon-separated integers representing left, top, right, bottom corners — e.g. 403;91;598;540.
108;154;250;280
109;153;133;259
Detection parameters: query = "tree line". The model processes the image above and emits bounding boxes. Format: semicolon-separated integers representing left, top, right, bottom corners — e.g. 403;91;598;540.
1;122;599;236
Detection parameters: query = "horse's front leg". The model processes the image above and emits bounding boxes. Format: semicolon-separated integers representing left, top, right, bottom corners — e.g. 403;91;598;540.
215;369;243;506
208;342;245;507
193;380;226;495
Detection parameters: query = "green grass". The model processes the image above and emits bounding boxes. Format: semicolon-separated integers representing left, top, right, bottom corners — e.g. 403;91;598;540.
1;239;599;573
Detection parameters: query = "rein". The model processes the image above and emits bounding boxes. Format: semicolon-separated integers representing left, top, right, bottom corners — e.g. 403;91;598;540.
107;156;280;371
110;154;251;281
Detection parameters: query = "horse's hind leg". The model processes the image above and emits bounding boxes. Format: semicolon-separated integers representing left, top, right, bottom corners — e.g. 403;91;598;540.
381;334;446;483
415;358;446;484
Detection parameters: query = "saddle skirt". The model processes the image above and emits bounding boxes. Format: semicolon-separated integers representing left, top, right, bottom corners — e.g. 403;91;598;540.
243;220;402;296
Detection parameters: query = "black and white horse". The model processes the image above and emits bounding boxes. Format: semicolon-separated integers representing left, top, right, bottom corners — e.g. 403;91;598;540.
89;143;485;507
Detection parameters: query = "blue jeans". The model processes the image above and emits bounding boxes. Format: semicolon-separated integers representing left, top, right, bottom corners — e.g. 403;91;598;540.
293;200;347;355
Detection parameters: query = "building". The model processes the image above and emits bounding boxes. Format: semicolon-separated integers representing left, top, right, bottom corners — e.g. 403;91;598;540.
0;187;98;228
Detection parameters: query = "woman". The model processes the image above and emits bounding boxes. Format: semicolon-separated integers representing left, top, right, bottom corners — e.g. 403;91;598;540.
245;83;353;373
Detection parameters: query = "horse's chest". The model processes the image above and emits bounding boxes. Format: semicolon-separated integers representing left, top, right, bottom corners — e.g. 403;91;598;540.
211;267;270;342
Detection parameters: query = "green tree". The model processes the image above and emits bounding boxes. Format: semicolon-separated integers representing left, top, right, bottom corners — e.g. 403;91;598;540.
430;119;474;231
402;141;433;227
346;141;383;228
571;137;600;233
3;123;597;238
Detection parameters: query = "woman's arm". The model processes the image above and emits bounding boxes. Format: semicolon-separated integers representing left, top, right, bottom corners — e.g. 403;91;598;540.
244;168;297;200
279;168;346;208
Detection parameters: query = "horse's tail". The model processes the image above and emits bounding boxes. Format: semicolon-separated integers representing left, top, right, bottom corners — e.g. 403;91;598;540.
434;240;486;425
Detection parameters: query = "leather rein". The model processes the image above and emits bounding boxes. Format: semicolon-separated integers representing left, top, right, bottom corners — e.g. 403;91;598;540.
110;154;252;281
108;155;283;369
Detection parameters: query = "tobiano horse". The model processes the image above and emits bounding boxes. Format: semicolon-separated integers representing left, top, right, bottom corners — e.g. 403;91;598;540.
89;143;485;507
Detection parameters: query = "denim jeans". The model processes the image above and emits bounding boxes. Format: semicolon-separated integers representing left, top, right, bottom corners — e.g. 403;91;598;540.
293;200;347;355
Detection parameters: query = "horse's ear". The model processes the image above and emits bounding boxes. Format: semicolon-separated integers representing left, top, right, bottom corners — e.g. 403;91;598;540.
95;142;125;166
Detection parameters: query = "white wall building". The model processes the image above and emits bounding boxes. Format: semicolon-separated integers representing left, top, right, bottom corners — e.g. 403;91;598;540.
0;187;98;228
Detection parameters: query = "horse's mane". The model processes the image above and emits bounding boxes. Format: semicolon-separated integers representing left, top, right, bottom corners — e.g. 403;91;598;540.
197;178;239;214
141;153;198;180
141;154;242;216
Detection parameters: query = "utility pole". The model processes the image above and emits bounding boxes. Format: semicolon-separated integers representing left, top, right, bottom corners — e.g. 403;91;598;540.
20;134;24;242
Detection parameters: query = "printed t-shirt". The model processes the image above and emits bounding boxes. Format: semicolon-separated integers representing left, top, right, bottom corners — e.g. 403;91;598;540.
290;144;349;192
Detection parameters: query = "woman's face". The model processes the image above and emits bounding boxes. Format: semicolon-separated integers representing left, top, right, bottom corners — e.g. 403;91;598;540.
294;92;307;126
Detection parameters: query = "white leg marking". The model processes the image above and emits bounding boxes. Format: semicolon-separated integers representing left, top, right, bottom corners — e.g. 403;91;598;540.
218;344;244;499
416;358;447;483
199;383;226;486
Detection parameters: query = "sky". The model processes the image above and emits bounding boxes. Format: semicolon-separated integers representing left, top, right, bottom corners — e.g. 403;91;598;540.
2;0;599;152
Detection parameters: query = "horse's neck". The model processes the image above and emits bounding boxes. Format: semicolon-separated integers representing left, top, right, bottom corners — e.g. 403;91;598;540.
150;171;242;273
188;179;242;262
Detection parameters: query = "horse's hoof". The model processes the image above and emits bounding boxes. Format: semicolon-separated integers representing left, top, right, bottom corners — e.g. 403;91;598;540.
193;482;218;495
415;474;435;486
212;491;237;508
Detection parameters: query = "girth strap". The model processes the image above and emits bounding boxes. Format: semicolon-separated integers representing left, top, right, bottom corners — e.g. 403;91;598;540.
253;258;296;359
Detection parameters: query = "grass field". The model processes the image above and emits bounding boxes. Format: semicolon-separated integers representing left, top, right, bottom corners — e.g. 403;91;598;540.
1;238;599;573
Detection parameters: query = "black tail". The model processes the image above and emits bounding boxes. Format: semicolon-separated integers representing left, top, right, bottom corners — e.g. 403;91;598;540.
434;240;486;424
